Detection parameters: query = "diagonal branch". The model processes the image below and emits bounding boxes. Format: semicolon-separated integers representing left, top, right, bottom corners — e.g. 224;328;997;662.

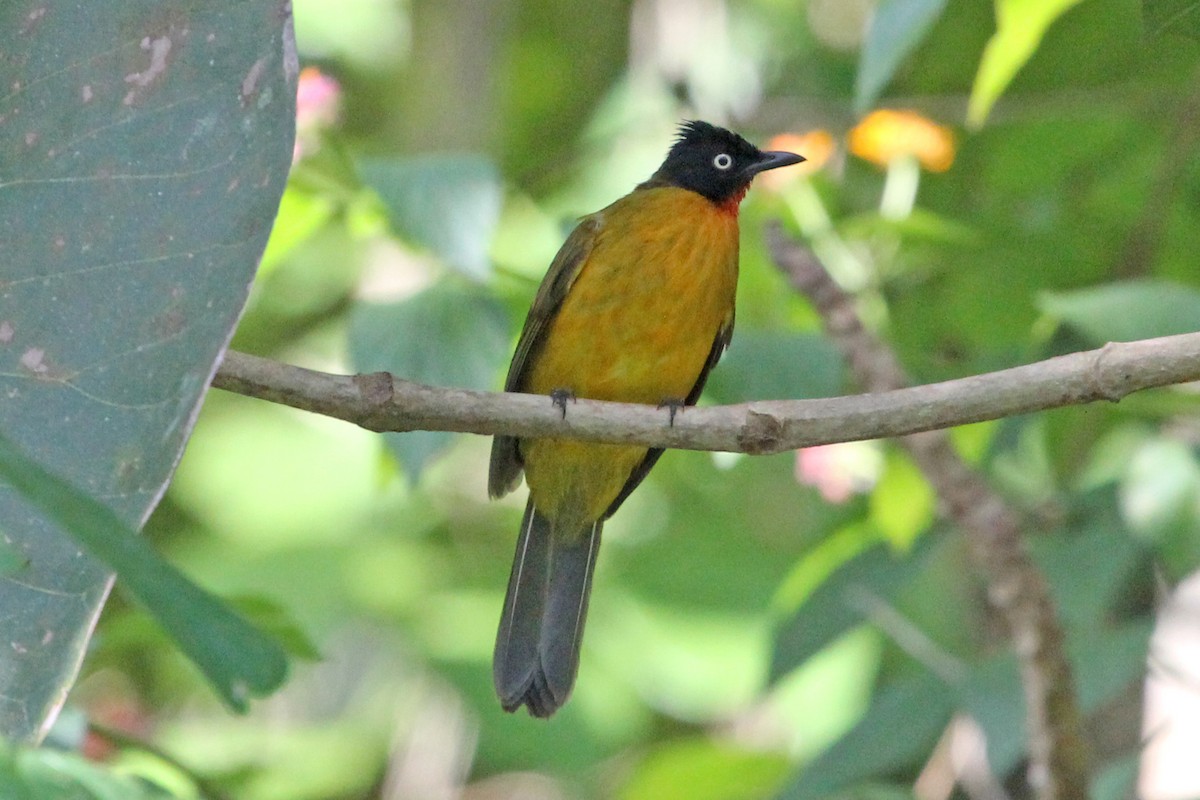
213;331;1200;454
765;224;1088;800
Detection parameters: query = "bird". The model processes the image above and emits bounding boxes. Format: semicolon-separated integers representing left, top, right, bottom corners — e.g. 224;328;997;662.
489;120;804;717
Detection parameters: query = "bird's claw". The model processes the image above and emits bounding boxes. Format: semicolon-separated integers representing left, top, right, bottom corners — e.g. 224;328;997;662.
550;388;576;419
657;398;685;427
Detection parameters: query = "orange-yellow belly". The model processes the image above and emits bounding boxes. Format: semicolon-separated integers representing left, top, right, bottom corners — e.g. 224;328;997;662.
521;187;739;529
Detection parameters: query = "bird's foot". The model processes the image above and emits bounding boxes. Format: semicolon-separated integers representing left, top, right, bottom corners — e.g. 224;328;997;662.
657;398;685;427
550;388;576;419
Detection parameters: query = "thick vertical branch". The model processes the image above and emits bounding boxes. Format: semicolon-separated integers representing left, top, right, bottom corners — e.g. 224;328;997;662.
767;226;1088;800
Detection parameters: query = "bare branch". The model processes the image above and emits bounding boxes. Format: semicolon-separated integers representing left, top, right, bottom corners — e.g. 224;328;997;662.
213;332;1200;455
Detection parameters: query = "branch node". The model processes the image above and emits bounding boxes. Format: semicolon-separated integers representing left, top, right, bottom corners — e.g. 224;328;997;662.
1090;342;1127;403
738;409;785;454
354;371;395;431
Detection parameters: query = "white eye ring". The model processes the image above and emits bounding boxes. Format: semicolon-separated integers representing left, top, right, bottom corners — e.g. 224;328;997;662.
713;153;733;170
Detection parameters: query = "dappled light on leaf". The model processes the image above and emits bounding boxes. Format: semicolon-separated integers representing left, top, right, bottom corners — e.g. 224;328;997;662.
967;0;1089;128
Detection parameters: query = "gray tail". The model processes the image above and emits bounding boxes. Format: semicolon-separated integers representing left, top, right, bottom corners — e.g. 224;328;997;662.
493;502;601;718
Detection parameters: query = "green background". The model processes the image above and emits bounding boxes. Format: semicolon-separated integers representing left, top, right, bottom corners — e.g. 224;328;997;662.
3;0;1200;797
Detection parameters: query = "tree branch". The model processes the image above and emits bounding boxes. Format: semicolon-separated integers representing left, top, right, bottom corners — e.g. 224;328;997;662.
765;224;1088;800
208;236;1200;799
213;332;1200;454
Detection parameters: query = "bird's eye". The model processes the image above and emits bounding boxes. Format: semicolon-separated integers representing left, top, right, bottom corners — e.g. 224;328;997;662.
713;153;733;170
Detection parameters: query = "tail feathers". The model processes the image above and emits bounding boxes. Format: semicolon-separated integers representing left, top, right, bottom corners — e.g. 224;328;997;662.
493;503;601;718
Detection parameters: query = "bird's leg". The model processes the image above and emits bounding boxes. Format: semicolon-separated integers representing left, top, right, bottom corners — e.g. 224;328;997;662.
550;388;576;420
657;397;685;427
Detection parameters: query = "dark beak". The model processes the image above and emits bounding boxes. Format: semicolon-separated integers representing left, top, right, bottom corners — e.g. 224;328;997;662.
752;150;806;175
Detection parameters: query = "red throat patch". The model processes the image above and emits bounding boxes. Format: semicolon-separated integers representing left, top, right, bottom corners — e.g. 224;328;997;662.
716;183;751;216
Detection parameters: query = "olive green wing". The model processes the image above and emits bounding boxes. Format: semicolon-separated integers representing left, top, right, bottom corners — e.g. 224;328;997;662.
488;215;603;498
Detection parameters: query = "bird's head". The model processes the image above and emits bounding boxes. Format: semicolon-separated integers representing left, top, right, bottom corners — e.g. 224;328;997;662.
646;120;806;208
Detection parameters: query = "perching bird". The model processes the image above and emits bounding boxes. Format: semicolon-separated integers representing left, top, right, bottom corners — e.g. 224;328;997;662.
489;121;804;717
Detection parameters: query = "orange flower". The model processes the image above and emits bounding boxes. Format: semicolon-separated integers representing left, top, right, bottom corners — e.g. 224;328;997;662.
759;130;835;189
848;109;955;172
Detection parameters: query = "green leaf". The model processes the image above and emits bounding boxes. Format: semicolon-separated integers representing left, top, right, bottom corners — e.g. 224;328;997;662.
779;668;953;800
348;283;511;481
1031;493;1147;629
619;738;791;800
359;154;503;280
0;538;29;577
0;0;295;740
770;534;937;682
956;653;1025;774
855;0;950;113
1144;0;1200;38
967;0;1090;128
1038;280;1200;344
704;331;844;404
0;738;181;799
1119;438;1200;576
0;434;289;713
258;187;338;276
228;594;323;661
1073;620;1152;711
869;450;934;550
1091;752;1141;800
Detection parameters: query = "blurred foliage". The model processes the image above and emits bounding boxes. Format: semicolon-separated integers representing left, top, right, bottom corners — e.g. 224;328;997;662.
7;0;1200;798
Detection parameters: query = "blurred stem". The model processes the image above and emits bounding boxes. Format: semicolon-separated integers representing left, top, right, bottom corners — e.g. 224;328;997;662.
784;180;871;291
846;586;966;684
880;154;920;220
766;226;1088;800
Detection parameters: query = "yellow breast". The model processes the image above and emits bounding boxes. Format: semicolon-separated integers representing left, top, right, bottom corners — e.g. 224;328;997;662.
525;187;739;402
522;186;739;529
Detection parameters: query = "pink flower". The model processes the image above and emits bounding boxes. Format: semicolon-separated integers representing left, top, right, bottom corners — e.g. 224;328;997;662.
795;441;881;503
293;67;341;163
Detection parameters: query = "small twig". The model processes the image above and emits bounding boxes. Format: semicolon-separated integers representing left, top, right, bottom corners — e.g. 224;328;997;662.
766;224;1088;800
846;586;966;684
212;331;1200;455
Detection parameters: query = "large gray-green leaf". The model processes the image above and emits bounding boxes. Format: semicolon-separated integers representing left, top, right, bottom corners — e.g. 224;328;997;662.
0;0;296;740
